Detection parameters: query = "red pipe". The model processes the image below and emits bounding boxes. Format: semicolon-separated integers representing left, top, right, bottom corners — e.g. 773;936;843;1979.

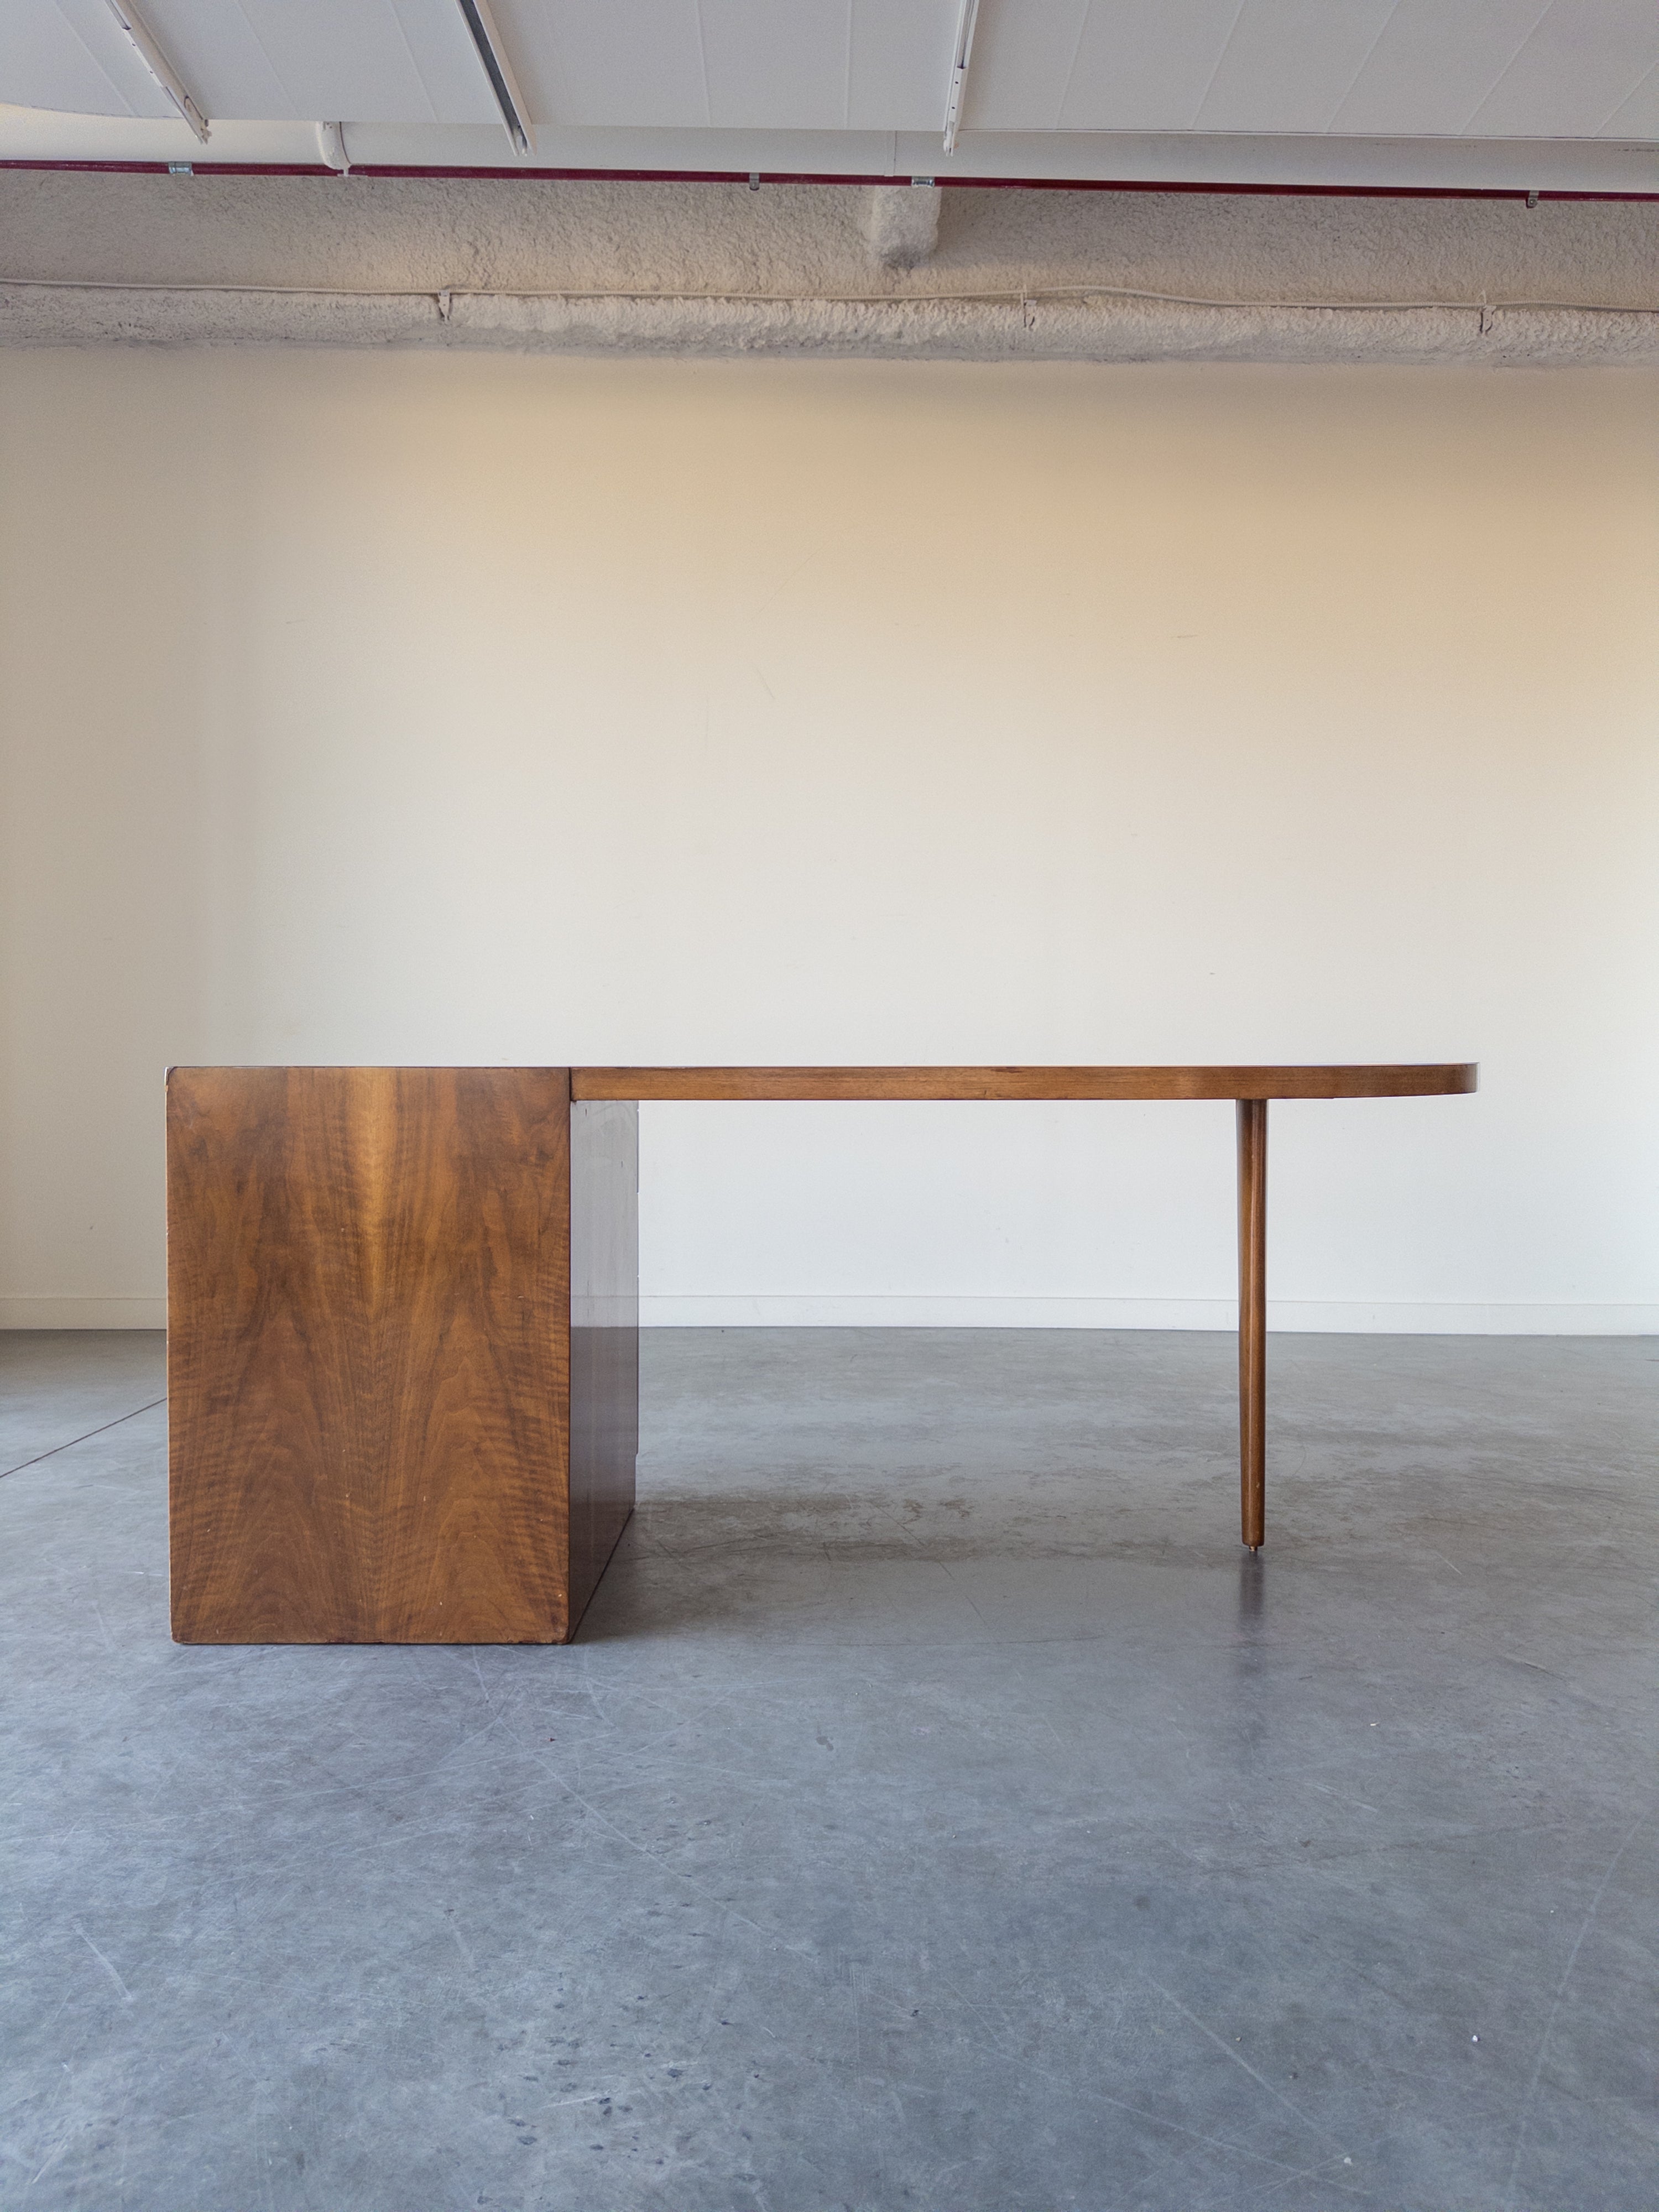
1;159;1656;201
0;160;336;175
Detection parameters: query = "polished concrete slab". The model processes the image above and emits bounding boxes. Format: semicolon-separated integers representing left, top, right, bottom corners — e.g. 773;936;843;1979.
0;1328;165;1481
2;1327;1655;2212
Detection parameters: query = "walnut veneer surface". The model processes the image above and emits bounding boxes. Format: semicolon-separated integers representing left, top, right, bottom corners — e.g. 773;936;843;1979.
572;1066;1476;1100
168;1068;597;1644
167;1063;1474;1642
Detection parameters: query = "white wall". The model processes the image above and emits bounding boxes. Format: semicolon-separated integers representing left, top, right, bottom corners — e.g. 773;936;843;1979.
2;349;1656;1331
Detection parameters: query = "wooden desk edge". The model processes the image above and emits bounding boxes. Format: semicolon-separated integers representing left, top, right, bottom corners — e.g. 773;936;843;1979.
571;1065;1478;1103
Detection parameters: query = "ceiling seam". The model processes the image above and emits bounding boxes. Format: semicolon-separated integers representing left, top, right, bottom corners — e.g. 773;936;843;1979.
378;0;442;127
1185;0;1253;135
1324;0;1408;137
1458;1;1561;138
1052;0;1097;133
1592;50;1659;137
59;0;144;114
692;0;712;130
225;0;300;123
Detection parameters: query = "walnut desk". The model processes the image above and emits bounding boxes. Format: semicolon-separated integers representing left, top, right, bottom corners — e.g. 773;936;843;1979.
166;1062;1476;1645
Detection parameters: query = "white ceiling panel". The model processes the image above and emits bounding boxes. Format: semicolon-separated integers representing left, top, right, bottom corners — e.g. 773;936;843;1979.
0;0;176;118
1331;1;1559;139
701;0;951;131
137;1;291;117
1601;59;1659;137
700;0;860;131
1056;2;1261;133
137;0;499;125
1193;0;1403;135
6;0;1659;152
493;2;711;129
376;0;502;123
846;0;957;132
495;2;953;133
961;0;1090;131
1466;0;1659;137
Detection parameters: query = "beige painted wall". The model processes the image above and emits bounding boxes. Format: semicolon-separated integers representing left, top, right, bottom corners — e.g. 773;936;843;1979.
2;349;1655;1329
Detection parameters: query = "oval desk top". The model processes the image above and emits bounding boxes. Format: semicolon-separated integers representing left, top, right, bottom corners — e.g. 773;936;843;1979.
571;1066;1478;1102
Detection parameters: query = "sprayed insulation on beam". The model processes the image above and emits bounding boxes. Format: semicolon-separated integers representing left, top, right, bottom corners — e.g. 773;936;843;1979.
3;173;1658;364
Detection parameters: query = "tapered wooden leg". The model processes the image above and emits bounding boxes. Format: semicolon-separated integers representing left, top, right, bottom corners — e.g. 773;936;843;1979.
1237;1098;1267;1551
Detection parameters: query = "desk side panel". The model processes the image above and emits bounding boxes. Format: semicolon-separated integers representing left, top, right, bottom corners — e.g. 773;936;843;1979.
168;1067;573;1644
568;1099;639;1634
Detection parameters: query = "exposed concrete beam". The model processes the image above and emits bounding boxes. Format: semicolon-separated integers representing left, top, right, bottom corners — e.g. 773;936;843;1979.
2;173;1656;366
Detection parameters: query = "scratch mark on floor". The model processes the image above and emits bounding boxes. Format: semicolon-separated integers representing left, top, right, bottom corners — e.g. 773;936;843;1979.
1145;1975;1347;2151
1503;1802;1652;2208
27;2135;74;2190
931;1963;1313;2178
1188;2148;1368;2212
1308;1780;1380;1814
74;1923;134;2005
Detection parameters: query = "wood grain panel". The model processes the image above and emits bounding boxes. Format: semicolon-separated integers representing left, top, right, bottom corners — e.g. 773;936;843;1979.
572;1065;1478;1102
168;1067;573;1644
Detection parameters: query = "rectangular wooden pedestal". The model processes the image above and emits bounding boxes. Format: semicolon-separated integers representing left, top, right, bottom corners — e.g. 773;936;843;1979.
166;1068;637;1644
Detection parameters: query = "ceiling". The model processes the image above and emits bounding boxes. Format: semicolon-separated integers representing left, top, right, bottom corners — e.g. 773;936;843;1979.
4;1;1659;186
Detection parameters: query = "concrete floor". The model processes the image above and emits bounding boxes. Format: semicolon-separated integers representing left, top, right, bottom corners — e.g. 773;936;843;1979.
2;1329;1656;2212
